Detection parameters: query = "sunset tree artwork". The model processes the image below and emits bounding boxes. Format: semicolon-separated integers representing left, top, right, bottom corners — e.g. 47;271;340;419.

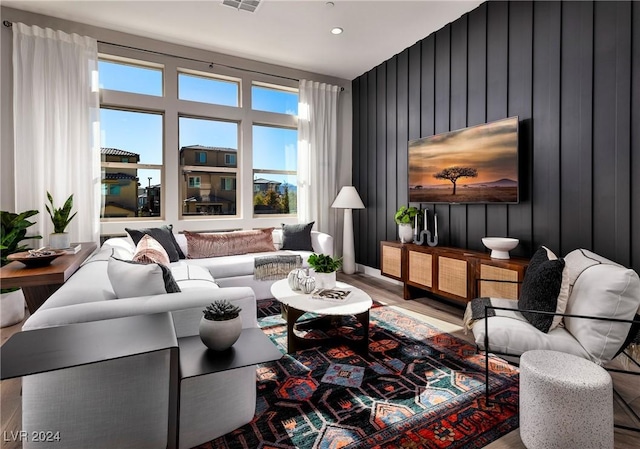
433;166;478;195
408;116;519;204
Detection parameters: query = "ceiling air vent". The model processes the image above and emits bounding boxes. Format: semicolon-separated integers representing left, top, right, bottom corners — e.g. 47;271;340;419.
222;0;261;13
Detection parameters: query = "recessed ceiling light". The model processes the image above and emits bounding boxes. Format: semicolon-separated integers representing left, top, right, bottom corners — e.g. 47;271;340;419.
331;27;343;35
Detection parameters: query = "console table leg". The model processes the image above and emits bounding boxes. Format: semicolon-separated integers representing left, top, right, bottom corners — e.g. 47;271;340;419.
22;284;62;314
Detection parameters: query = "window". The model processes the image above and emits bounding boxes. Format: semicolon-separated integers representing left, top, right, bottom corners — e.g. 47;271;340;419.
221;177;237;191
179;117;238;216
100;109;163;218
252;125;297;215
224;154;236;166
178;72;239;107
188;176;201;188
99;50;304;231
98;59;162;96
252;83;298;115
195;152;207;164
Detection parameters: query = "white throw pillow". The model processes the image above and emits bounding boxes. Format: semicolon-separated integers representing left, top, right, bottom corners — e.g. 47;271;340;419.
564;250;640;364
107;257;180;299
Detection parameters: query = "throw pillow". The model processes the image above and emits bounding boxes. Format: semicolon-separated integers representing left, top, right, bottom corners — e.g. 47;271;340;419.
107;257;181;299
518;246;565;333
125;225;185;262
281;222;314;251
132;234;171;266
184;228;276;258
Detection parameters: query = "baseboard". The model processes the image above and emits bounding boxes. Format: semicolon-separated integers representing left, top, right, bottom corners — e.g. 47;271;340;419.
355;264;403;287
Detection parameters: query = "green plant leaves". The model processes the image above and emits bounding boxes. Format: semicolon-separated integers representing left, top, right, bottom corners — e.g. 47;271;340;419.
46;191;77;233
308;253;342;273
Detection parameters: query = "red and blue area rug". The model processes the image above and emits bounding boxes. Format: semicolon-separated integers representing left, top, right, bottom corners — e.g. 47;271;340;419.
206;299;519;449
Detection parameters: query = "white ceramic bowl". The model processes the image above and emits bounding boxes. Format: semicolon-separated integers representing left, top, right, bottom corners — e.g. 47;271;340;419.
482;237;519;259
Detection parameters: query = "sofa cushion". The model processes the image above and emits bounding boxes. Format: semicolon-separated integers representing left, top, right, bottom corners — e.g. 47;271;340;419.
126;225;185;262
281;222;314;251
564;249;640;364
518;246;565;333
180;250;313;279
132;234;171;266
184;229;276;258
107;258;181;298
170;265;219;290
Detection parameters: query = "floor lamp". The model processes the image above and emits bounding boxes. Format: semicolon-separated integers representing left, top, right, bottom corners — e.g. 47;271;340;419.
331;186;365;275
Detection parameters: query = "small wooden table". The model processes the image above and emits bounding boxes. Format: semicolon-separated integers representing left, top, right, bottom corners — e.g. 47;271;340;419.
0;242;97;314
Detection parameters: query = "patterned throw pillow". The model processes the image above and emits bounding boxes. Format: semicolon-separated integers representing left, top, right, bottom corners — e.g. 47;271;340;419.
132;234;171;266
125;224;185;262
281;222;315;251
107;257;181;299
518;246;565;333
184;228;276;258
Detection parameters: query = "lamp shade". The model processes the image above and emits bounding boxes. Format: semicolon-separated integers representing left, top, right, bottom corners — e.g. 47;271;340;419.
331;186;365;209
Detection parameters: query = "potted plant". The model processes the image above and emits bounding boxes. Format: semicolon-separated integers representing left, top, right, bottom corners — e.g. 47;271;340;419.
395;205;419;243
45;192;77;249
199;299;243;351
308;253;343;289
1;210;42;327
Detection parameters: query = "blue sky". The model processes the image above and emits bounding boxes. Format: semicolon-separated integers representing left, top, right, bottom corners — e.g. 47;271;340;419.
99;60;298;186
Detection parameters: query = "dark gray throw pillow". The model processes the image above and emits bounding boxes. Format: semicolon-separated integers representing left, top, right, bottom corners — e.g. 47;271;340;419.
281;222;315;251
125;224;185;262
518;246;565;333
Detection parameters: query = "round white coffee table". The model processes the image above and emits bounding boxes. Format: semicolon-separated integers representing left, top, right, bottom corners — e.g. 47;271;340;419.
270;279;373;356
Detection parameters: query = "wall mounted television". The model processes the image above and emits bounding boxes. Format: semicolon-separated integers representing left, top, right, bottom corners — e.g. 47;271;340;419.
409;116;519;204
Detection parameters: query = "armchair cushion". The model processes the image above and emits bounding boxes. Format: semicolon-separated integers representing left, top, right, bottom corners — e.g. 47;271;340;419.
564;249;640;363
518;246;565;333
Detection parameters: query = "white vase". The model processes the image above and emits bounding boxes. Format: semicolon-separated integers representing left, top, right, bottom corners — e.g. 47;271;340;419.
314;271;336;289
1;289;25;328
199;315;242;351
49;233;70;249
398;223;414;243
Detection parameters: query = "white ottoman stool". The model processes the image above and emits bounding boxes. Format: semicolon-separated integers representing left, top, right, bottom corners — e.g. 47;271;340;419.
519;350;613;449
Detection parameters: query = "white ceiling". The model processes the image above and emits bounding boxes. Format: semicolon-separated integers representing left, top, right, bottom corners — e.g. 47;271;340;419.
3;0;483;80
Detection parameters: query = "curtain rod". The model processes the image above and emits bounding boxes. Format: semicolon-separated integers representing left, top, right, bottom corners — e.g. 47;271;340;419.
3;20;345;91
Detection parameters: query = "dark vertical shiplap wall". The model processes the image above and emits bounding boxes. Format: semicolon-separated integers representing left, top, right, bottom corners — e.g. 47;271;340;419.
352;1;640;272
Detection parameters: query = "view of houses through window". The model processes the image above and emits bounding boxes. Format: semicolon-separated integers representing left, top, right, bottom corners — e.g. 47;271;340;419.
98;57;298;220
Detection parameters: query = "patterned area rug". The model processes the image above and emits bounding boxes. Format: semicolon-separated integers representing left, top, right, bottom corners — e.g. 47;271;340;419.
204;299;519;449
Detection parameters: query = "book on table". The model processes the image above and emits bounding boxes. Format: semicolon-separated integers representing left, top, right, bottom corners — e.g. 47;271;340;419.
312;288;353;302
58;244;82;255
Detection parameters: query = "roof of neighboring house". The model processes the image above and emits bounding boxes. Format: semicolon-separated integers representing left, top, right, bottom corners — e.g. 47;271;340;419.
254;178;282;185
104;172;138;180
101;147;139;157
180;145;237;153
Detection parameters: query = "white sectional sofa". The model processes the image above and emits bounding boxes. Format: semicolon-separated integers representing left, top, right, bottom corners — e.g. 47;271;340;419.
20;228;333;448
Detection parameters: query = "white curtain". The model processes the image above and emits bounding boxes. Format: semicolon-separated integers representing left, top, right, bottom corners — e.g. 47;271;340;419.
297;80;340;240
13;22;100;245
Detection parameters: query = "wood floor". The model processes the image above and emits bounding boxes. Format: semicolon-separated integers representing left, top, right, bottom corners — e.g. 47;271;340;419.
1;271;639;448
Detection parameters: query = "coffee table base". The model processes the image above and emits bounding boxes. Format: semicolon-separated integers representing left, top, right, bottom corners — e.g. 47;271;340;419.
283;305;370;357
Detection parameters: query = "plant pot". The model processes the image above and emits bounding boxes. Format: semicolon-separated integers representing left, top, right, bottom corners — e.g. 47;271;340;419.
314;271;336;289
199;315;242;351
49;233;70;249
398;223;414;243
1;289;25;328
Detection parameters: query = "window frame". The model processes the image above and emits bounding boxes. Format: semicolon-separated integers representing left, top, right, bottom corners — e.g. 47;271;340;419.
98;47;304;235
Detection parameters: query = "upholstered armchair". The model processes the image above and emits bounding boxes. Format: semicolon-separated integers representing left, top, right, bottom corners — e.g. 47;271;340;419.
464;248;640;431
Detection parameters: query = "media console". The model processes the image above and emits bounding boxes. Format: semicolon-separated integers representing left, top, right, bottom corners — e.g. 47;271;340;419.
380;241;529;304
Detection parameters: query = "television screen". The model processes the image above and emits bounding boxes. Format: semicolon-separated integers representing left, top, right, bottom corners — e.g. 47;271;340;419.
408;116;519;204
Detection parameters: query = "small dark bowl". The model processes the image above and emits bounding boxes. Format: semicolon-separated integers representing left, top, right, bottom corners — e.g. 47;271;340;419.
7;250;65;268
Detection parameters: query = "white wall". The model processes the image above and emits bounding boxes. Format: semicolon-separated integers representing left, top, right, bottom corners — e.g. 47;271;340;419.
0;6;352;245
